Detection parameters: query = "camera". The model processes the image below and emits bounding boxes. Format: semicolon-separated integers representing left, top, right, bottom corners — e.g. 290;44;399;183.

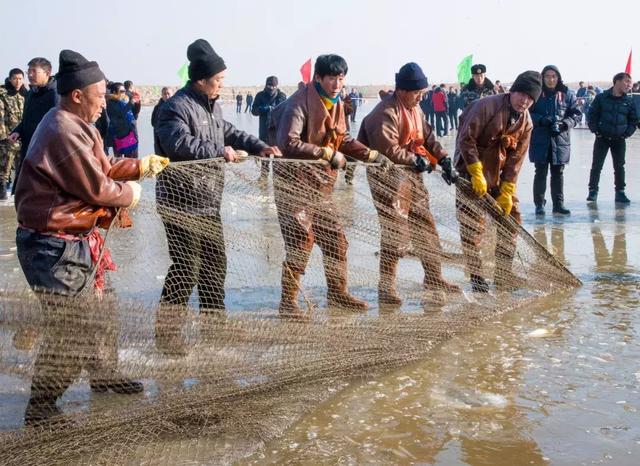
550;116;562;136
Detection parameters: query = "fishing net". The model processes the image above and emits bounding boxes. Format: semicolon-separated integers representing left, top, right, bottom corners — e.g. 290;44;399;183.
0;157;580;465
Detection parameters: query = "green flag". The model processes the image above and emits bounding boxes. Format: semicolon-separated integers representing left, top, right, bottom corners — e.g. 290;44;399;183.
456;54;473;85
177;62;189;86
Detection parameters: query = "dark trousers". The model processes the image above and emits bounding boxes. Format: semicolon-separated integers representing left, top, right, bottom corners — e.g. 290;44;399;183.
350;106;357;122
534;162;565;208
16;228;92;296
236;103;242;113
160;213;227;310
533;147;566;208
435;111;448;136
588;136;626;192
15;228;118;412
448;110;459;130
427;111;435;127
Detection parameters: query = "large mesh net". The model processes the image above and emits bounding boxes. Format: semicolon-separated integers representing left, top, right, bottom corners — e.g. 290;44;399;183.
0;157;580;464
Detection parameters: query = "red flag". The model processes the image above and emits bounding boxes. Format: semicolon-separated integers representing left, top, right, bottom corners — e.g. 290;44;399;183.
300;58;312;84
625;49;632;74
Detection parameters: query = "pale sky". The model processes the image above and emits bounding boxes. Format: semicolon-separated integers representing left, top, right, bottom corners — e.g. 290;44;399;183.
2;0;638;87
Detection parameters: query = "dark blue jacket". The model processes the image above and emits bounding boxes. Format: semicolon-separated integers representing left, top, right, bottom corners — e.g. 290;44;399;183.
251;89;286;142
587;88;638;139
447;91;459;113
420;91;434;114
529;86;582;164
154;85;267;215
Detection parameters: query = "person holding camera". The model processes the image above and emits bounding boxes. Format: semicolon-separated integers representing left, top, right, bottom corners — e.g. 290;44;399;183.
529;65;582;215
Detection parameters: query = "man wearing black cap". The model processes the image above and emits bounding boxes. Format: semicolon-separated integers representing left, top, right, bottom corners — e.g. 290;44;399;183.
252;75;287;179
358;62;459;307
270;54;393;319
154;39;281;315
460;64;495;109
14;49;168;424
454;70;541;292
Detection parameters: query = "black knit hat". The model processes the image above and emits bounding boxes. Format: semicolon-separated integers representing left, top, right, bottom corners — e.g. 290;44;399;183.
471;64;486;75
187;39;226;81
510;70;543;102
266;76;278;86
56;49;105;95
395;62;429;91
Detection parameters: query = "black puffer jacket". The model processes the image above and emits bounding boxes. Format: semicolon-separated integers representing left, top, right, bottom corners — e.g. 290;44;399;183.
13;78;58;158
587;88;638;139
154;84;267;215
251;89;286;141
11;77;59;194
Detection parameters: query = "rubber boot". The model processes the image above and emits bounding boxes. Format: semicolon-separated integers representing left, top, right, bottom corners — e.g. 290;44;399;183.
90;370;144;394
25;396;62;426
470;274;490;293
422;259;461;294
325;259;368;311
494;249;524;292
551;168;570;215
378;253;402;307
279;264;307;321
532;164;547;215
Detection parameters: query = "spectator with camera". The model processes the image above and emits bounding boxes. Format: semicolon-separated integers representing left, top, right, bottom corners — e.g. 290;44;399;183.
529;65;581;215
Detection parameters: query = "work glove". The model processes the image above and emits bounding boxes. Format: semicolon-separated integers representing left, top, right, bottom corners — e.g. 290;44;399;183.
367;149;394;172
320;147;347;170
438;156;458;185
413;154;432;173
495;181;516;216
126;181;142;208
466;161;488;197
140;155;170;177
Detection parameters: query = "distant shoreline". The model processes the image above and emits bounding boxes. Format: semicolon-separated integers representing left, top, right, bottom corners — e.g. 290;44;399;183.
137;81;614;106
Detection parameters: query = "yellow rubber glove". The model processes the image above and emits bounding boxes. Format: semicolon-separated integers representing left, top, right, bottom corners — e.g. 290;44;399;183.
495;181;516;216
140;155;170;177
466;161;488;197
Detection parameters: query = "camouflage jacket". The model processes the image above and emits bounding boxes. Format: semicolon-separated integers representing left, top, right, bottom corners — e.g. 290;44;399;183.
0;85;25;141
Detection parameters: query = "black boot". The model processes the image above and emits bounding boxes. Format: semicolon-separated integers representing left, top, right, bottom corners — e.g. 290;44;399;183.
470;274;489;293
90;371;144;394
615;190;631;204
550;165;570;215
25;397;62;426
586;190;598;202
0;181;7;200
532;163;548;214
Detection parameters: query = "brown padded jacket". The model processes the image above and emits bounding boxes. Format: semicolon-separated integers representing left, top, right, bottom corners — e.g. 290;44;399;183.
454;93;532;189
274;83;371;161
358;92;447;165
15;107;140;233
